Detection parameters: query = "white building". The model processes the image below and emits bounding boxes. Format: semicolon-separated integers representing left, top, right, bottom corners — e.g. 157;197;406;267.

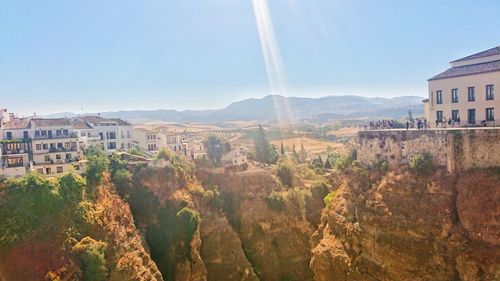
29;118;85;176
221;147;247;167
77;116;133;154
132;127;160;153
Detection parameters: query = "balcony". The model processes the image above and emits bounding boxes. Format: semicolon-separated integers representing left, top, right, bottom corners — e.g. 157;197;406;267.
33;133;78;140
48;147;78;153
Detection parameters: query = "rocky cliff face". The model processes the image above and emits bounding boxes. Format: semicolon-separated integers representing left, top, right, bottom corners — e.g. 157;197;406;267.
310;169;500;281
2;163;498;281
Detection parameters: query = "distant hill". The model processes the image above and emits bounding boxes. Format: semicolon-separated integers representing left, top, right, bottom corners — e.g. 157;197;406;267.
45;95;425;123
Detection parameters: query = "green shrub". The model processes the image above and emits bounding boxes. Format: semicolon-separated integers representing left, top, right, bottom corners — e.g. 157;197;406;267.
409;153;433;176
85;150;110;187
72;237;108;281
266;190;286;211
176;207;201;245
112;169;133;197
311;180;329;200
127;148;144;157
324;190;339;208
373;160;389;174
287;187;311;217
277;159;295;187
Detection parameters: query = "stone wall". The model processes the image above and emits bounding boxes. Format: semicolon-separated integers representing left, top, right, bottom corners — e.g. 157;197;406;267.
358;129;500;172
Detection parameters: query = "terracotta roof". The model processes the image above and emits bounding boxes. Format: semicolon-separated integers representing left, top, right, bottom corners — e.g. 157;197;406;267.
3;118;31;129
109;118;131;126
79;116;130;126
30;118;72;127
428;60;500;81
70;118;93;129
451;46;500;63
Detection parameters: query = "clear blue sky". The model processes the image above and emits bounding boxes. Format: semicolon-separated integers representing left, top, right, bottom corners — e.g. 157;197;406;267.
1;0;499;115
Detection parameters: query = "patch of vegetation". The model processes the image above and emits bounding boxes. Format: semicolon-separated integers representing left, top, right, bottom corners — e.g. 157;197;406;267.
254;125;279;164
266;190;286;211
72;237;108;281
127;147;144;157
242;244;262;279
84;148;110;187
276;159;296;187
202;185;223;210
146;204;201;281
409;153;433;176
203;135;231;166
310;179;329;200
373;159;389;174
0;172;93;247
324;190;340;208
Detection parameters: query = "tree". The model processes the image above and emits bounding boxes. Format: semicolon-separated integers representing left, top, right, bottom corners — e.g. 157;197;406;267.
203;135;225;166
85;149;110;187
324;158;332;169
280;141;285;156
292;144;299;163
277;159;295;187
299;143;307;163
254;125;273;164
72;237;108;281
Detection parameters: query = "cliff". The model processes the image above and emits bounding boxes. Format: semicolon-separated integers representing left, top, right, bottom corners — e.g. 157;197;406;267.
0;173;162;281
310;168;500;281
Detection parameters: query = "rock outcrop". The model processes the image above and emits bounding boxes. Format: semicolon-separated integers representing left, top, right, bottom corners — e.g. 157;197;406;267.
310;169;500;281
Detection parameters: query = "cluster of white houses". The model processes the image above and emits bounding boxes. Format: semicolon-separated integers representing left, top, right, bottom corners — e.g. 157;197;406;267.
424;46;499;126
0;110;247;179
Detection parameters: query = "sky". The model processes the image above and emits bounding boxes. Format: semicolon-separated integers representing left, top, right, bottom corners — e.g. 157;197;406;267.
1;0;499;116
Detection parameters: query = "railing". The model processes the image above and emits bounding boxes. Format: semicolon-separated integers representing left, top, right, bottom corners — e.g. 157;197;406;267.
33;133;78;140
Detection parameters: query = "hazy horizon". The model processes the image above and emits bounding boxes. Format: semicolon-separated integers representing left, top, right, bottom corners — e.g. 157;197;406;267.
21;93;426;117
1;0;499;115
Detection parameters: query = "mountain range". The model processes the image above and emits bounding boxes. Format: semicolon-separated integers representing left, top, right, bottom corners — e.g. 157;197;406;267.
46;95;425;123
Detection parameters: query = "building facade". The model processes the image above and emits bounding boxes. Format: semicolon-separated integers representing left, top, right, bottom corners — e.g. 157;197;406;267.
132;128;160;153
0;113;132;178
425;46;500;127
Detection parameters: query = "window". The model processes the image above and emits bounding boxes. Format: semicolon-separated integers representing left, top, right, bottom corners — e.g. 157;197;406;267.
436;111;443;122
57;166;63;173
66;153;72;160
63;129;69;136
56;130;62;136
35;131;40;137
46;168;52;174
6;132;12;140
56;154;62;160
64;142;70;148
74;164;80;170
486;84;494;100
57;143;63;148
108;132;116;139
436;90;443;104
6;157;23;167
451;110;459;121
486;108;494;121
451;89;458;103
37;168;44;174
41;130;47;137
43;144;48;149
467;87;475;101
108;142;116;149
44;155;51;162
36;144;42;150
468;109;476;125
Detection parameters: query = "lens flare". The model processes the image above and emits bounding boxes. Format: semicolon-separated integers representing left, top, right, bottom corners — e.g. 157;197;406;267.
252;0;295;127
